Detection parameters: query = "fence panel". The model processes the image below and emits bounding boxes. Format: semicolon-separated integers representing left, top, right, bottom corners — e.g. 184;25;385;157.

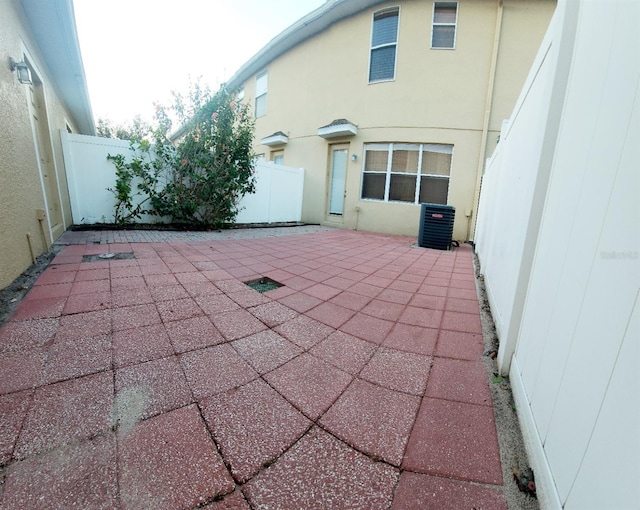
61;132;304;225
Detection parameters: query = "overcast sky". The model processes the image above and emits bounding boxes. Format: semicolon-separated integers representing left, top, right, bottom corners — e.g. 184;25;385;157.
73;0;326;124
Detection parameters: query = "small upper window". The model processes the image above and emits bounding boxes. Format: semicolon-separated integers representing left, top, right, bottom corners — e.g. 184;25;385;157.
237;87;245;102
255;71;268;118
369;8;399;83
432;2;457;49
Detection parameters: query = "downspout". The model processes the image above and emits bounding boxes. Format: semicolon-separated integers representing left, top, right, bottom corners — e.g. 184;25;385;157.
470;0;503;241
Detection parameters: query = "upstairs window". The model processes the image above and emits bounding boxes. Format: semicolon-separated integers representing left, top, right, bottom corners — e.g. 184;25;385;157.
432;2;457;49
361;143;452;204
369;8;399;83
255;71;268;118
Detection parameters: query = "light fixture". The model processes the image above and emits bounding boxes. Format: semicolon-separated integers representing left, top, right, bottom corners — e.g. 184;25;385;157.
9;58;32;85
351;154;358;161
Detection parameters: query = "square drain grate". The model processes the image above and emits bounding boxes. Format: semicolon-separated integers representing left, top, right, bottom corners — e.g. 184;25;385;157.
244;277;284;293
82;252;136;262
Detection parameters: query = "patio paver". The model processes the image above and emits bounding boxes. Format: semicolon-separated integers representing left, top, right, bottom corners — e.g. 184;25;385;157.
0;227;510;509
200;379;311;483
403;397;503;485
243;427;399;509
320;378;421;466
1;433;118;510
13;371;113;460
264;353;353;420
118;405;234;510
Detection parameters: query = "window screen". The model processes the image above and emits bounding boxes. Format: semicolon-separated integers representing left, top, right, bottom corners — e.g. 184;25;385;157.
255;71;268;117
369;9;399;82
432;2;457;49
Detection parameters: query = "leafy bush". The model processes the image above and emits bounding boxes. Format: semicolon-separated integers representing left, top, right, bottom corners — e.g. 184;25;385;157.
97;115;152;141
106;139;164;225
106;82;256;228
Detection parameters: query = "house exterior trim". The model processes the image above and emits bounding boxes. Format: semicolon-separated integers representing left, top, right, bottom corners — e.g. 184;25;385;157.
318;120;358;139
21;0;95;135
261;131;289;146
228;0;389;90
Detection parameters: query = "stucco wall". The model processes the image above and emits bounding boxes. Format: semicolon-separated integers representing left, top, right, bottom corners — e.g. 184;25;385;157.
238;0;555;240
0;0;80;289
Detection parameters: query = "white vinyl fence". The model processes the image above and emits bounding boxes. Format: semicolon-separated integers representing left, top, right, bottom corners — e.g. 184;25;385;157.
474;1;639;509
60;132;304;225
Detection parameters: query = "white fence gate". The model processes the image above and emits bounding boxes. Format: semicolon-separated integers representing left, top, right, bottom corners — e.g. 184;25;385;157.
60;132;304;225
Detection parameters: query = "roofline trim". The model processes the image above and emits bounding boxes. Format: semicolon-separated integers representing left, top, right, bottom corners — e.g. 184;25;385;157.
227;0;389;89
21;0;95;135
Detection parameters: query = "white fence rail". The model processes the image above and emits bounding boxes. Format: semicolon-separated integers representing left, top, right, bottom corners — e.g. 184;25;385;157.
60;132;304;225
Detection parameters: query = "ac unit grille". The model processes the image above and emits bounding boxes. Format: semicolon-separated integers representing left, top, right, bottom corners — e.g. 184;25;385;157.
418;203;455;250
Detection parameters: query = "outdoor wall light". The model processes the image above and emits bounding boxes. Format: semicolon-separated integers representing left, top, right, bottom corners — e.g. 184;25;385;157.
9;58;32;85
351;154;358;161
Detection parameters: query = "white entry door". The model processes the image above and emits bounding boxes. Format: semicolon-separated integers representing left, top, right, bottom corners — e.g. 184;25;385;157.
328;145;348;216
28;66;64;240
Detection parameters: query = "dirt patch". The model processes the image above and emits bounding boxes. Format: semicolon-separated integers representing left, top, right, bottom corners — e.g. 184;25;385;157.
0;246;63;327
473;252;539;510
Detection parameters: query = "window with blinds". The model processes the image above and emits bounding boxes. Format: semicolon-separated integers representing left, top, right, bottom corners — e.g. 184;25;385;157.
361;143;452;204
255;71;268;118
432;2;458;49
369;8;399;83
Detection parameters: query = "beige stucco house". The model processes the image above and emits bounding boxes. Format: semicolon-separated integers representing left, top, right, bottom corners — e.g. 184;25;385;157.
0;0;94;289
228;0;556;240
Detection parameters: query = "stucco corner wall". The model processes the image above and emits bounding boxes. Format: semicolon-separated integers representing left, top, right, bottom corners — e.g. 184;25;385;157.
0;0;86;290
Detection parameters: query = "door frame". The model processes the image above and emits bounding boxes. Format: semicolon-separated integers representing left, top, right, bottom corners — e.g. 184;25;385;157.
23;48;66;243
326;143;350;223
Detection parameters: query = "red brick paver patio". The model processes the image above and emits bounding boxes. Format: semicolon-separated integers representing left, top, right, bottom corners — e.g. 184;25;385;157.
0;228;506;509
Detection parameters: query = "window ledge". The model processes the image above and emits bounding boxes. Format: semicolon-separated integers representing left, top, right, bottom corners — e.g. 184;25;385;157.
368;78;396;84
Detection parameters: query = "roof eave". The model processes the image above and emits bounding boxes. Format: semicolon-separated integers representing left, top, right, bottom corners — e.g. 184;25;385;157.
21;0;95;135
227;0;389;90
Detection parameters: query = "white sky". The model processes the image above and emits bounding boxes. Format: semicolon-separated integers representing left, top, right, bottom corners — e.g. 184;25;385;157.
73;0;326;124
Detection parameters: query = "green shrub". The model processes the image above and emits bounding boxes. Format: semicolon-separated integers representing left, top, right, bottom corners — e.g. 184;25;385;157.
107;82;256;228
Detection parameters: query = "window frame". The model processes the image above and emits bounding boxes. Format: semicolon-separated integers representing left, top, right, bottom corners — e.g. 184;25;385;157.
270;149;284;165
431;2;458;50
360;142;453;205
368;7;400;84
255;71;268;118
